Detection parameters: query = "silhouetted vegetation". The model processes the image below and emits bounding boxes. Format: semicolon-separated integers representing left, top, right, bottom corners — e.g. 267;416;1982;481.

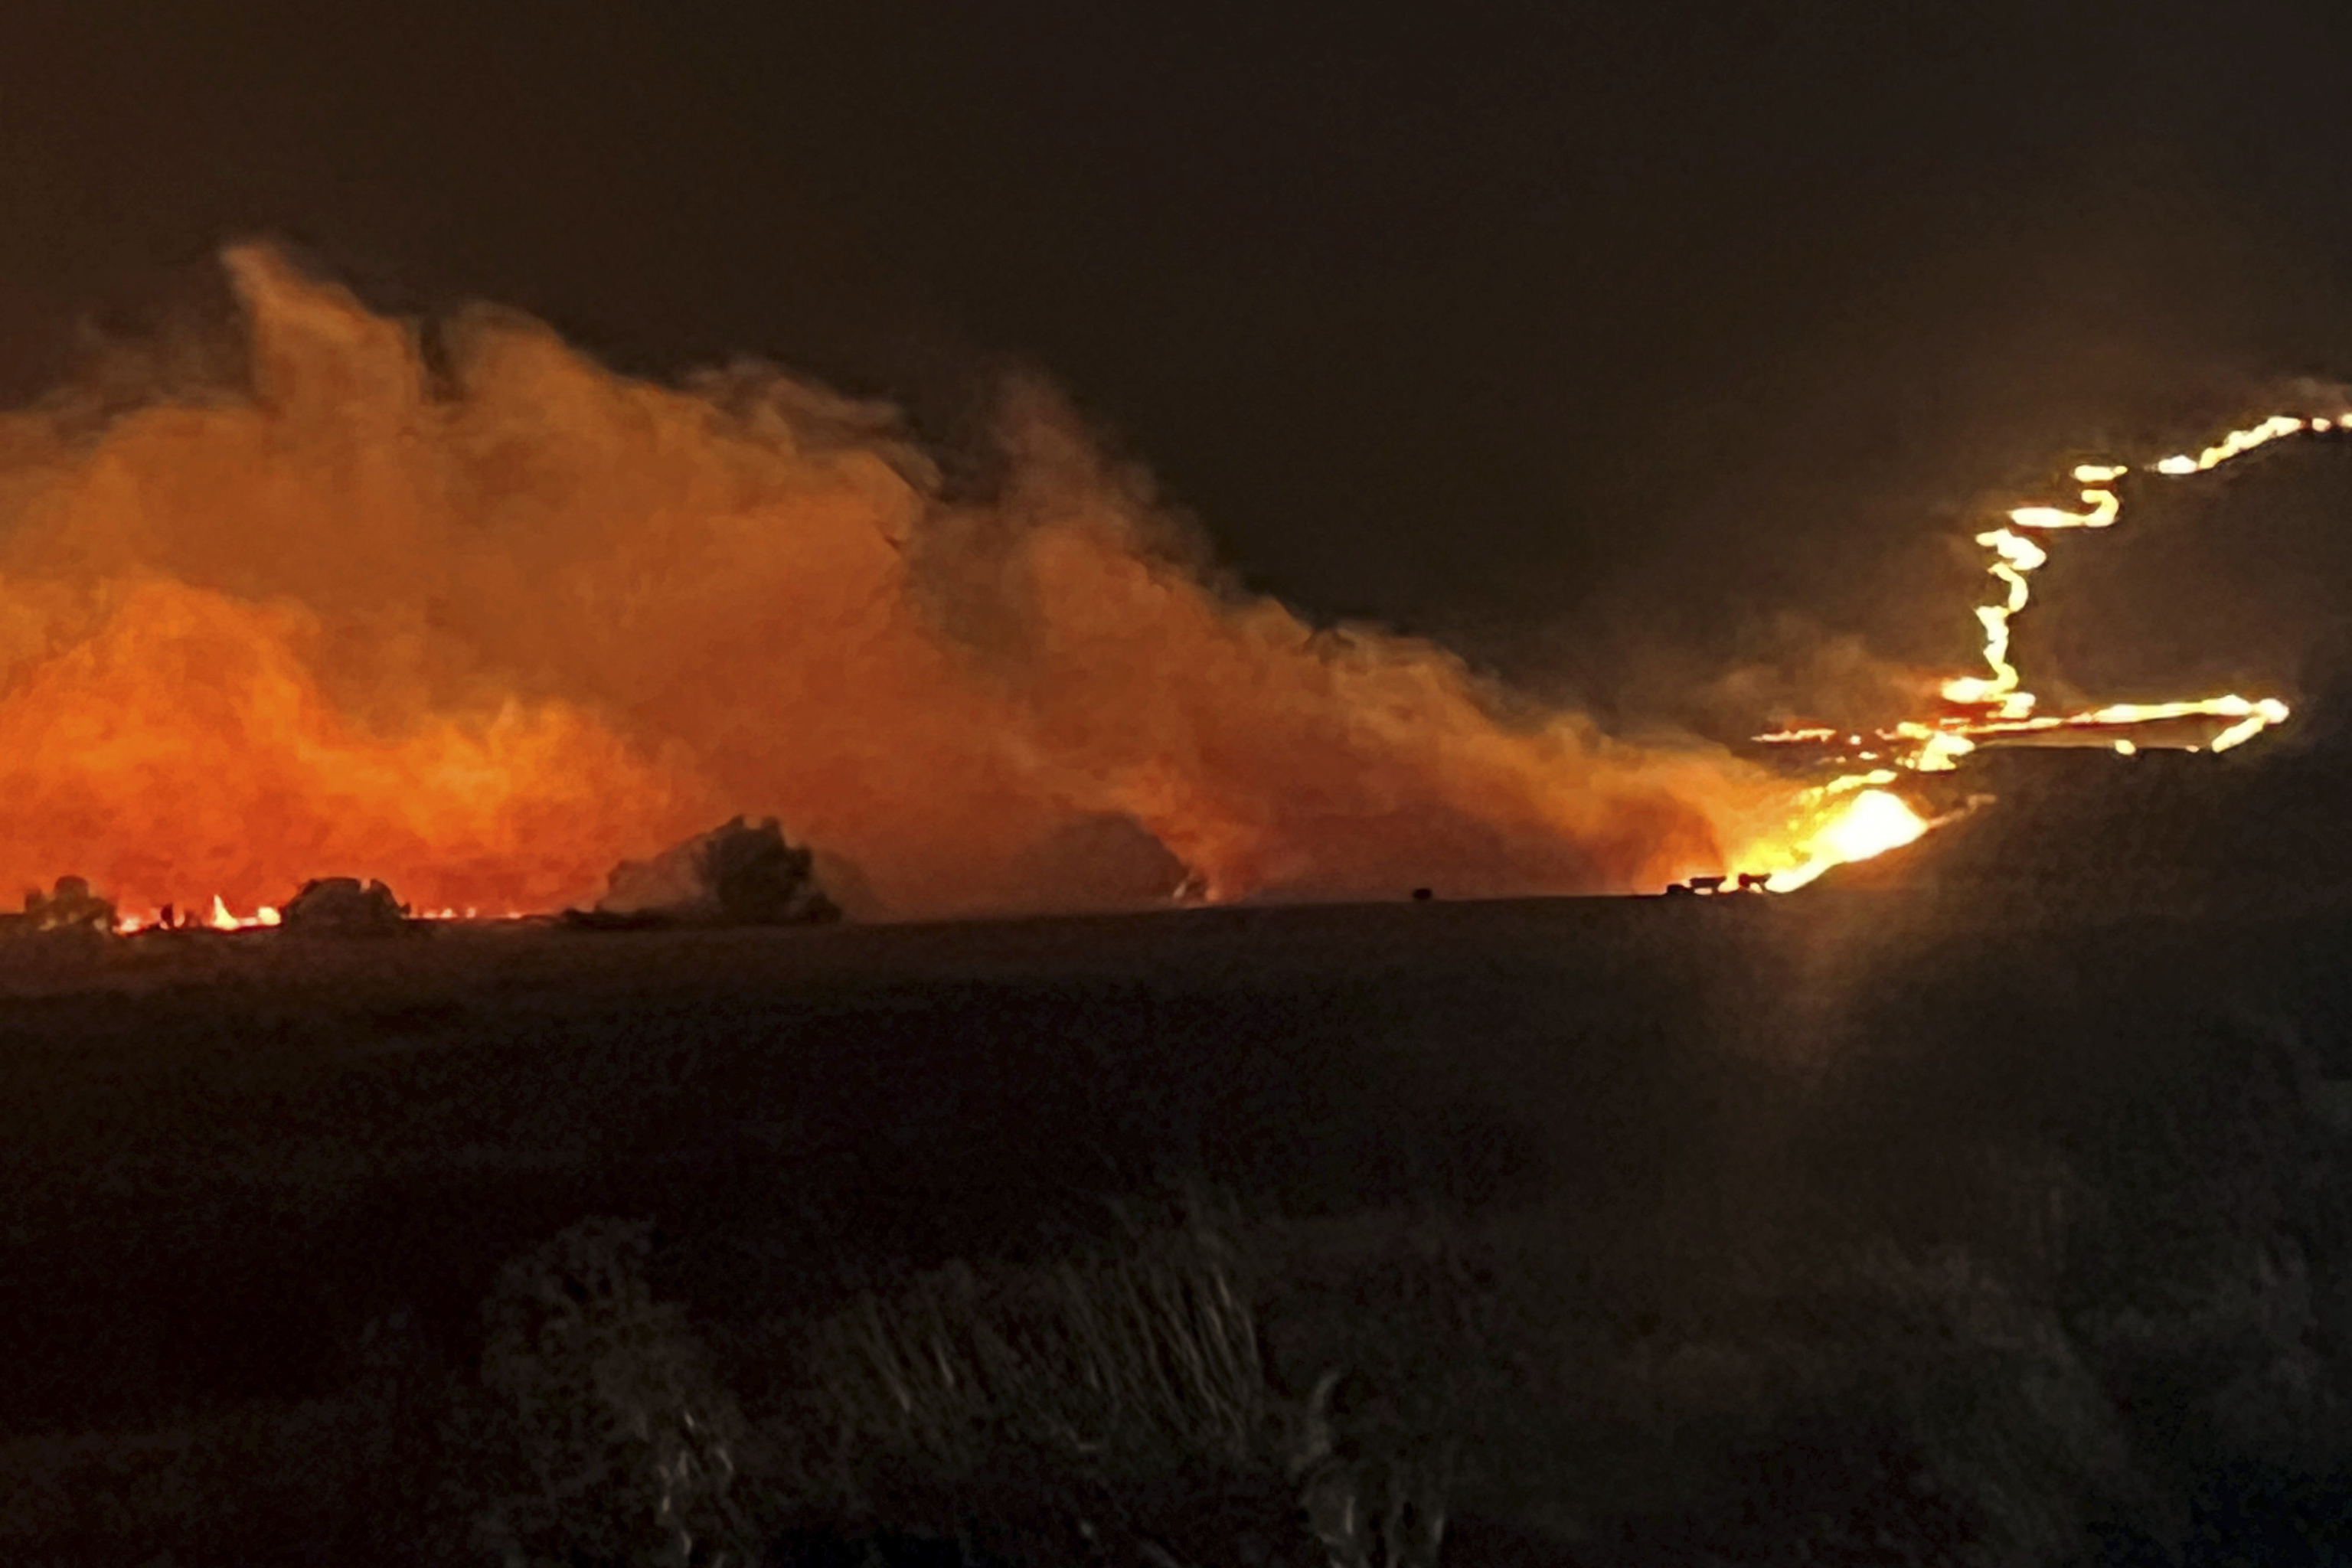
2;886;2349;1563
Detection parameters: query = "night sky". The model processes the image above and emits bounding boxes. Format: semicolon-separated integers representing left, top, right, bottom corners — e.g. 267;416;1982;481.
8;0;2352;726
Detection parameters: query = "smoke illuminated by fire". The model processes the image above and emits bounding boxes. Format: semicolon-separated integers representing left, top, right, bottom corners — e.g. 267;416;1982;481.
1;246;1839;920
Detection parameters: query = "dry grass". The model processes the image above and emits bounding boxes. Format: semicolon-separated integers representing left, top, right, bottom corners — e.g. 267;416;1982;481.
795;1228;1271;1479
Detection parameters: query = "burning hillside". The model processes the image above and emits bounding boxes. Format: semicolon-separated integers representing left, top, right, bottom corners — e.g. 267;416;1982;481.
1730;409;2337;893
0;248;2314;922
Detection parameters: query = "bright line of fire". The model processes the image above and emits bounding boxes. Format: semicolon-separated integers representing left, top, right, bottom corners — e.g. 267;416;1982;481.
1731;410;2324;895
116;897;502;934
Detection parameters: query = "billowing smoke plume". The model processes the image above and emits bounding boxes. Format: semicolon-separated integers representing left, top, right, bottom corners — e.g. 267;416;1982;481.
0;247;1809;917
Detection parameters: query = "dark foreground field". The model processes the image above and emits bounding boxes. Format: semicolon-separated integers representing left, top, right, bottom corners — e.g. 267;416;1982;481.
4;787;2351;1565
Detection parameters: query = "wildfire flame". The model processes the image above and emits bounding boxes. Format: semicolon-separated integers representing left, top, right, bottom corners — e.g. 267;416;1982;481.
1743;408;2317;890
1770;788;1931;892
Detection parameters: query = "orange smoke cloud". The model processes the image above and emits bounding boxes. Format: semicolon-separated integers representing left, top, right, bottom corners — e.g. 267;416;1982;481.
0;580;692;914
0;246;1808;916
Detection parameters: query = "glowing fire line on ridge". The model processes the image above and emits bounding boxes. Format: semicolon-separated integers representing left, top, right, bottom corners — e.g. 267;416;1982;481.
1749;410;2324;892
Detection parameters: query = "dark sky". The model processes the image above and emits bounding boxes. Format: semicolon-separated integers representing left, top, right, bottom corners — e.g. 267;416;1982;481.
7;0;2352;720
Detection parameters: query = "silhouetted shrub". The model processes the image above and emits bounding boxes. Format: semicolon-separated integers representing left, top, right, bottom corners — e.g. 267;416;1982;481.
460;1218;757;1567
